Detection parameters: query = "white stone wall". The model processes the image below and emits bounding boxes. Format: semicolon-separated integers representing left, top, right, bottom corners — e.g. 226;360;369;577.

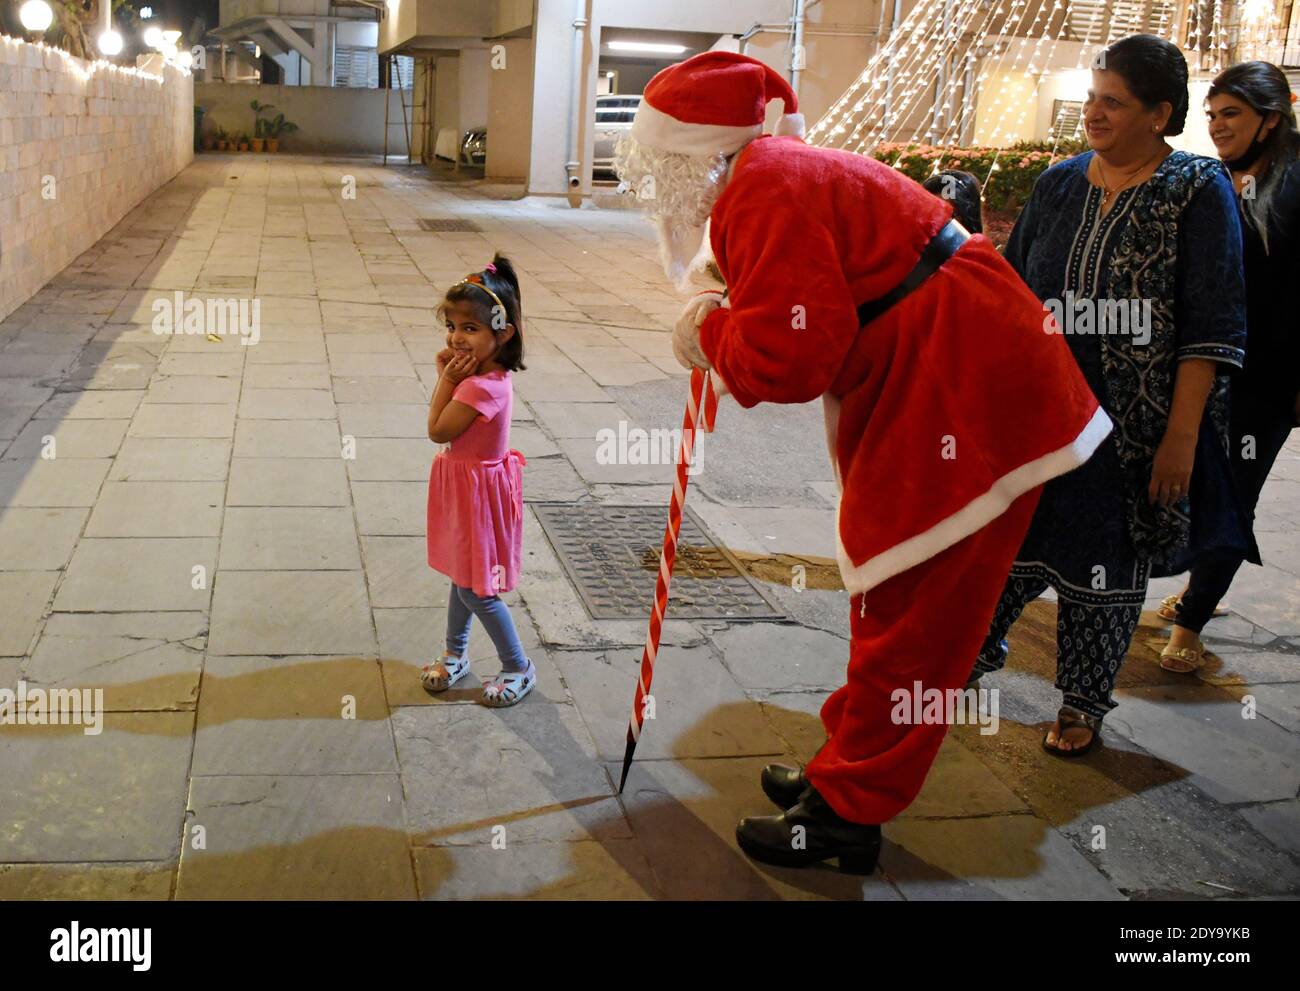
195;82;409;156
0;36;194;323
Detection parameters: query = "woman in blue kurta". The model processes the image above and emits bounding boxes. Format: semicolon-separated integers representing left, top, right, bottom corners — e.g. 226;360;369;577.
971;35;1253;755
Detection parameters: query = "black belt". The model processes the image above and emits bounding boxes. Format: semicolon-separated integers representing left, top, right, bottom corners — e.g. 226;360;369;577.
855;218;970;327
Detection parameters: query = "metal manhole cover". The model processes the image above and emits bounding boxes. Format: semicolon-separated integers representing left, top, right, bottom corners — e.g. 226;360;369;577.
417;217;482;232
532;503;786;621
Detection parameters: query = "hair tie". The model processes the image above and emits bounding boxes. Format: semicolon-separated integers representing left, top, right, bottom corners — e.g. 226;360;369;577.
1291;92;1297;104
485;262;497;273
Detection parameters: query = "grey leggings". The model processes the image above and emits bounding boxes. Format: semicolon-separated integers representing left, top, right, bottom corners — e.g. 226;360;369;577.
446;584;528;673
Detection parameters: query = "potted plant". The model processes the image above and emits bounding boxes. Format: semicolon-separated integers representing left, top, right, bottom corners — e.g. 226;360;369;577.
201;129;215;152
237;133;251;152
264;113;298;153
250;99;275;153
215;127;229;151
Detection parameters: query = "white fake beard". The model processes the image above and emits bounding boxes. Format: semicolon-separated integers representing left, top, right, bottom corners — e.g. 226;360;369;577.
654;215;712;294
613;134;728;294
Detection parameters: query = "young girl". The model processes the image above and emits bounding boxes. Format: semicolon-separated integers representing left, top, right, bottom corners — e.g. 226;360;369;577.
421;254;533;706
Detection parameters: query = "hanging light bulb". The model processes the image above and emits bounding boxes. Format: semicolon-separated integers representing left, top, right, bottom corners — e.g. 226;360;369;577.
144;26;164;48
19;0;54;32
98;30;124;56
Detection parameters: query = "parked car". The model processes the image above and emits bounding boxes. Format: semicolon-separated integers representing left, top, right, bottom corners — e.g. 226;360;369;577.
460;127;486;167
593;94;641;175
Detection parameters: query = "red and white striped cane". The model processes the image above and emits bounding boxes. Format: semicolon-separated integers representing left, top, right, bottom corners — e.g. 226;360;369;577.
618;366;719;793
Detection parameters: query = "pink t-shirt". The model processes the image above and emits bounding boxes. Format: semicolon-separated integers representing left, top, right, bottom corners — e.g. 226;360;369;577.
449;370;512;459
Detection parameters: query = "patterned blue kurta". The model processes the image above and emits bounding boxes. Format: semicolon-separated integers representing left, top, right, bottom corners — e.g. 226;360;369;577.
1001;150;1250;607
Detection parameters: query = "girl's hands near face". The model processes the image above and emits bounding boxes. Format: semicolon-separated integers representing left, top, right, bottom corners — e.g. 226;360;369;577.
435;347;457;376
442;350;479;384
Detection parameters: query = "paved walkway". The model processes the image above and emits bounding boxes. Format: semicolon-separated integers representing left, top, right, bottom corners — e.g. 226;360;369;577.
0;155;1297;900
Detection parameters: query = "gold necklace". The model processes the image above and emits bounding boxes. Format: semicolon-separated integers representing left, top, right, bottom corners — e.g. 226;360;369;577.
1095;147;1166;208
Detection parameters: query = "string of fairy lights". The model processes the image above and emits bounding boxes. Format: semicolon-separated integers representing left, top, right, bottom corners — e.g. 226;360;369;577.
807;0;1283;199
0;32;187;85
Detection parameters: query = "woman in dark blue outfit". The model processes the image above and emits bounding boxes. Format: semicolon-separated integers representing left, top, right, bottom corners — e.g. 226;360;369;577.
1160;61;1300;670
970;35;1253;755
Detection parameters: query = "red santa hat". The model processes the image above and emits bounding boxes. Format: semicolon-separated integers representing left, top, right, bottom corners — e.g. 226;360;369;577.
630;51;805;157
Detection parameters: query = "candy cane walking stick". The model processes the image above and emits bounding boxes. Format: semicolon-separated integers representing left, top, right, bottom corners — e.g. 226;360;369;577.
618;367;719;793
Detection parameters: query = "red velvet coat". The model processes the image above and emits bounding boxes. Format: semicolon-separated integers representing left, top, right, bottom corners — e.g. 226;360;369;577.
698;136;1112;596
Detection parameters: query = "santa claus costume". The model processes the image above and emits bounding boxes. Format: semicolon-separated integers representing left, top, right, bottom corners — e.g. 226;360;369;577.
616;52;1112;873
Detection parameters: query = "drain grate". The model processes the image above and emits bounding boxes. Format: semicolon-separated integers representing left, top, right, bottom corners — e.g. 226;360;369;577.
532;503;786;621
417;217;482;233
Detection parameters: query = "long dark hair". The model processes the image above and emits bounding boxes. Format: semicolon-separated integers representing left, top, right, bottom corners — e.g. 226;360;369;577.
1208;61;1300;253
1095;34;1190;137
442;252;526;372
922;169;983;234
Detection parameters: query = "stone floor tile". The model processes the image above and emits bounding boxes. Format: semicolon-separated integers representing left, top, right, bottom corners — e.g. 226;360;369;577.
219;506;362;570
177;774;415;900
0;711;194;862
193;655;395;774
207;570;375;655
26;611;207;711
55;538;217;612
86;481;223;537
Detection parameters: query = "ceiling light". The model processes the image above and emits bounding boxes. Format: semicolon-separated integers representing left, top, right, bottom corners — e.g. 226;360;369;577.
607;41;687;55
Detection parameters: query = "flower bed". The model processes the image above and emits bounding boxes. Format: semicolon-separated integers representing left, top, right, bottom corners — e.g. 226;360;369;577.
871;139;1089;214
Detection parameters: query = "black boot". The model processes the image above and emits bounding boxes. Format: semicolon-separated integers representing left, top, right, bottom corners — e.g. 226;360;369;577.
760;762;808;810
736;786;881;875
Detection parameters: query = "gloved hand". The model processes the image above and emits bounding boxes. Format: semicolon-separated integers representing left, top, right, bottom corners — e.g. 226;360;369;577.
672;291;725;370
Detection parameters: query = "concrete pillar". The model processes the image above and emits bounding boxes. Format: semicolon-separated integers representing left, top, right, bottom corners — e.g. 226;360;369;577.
487;38;535;182
434;55;460;156
527;0;597;196
459;47;490;130
576;8;600;200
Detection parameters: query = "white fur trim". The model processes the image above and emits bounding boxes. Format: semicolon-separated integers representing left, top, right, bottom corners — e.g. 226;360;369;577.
631;99;763;157
709;368;731;399
822;393;843;492
776;112;806;138
833;406;1114;597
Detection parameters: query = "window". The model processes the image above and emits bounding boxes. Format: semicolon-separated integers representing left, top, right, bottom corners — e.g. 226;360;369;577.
334;48;414;89
1066;0;1178;44
334;45;379;88
1049;99;1084;142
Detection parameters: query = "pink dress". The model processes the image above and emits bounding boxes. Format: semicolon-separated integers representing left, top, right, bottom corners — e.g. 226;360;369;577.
426;370;527;597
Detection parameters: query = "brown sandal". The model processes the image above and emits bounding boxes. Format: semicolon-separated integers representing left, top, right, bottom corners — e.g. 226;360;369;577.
1043;705;1101;758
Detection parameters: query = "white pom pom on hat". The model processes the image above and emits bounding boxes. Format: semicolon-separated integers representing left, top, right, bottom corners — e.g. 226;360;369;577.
629;51;805;157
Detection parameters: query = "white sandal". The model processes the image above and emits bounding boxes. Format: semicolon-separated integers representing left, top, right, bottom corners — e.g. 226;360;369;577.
481;659;536;708
421;651;472;692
